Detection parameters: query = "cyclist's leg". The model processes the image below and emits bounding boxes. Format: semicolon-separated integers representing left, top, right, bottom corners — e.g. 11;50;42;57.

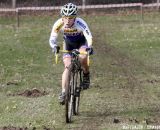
79;45;89;73
62;54;72;92
79;45;90;89
62;41;73;93
59;54;71;104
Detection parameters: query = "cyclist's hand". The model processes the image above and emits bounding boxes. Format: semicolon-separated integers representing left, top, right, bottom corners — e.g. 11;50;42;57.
86;47;93;55
52;46;60;53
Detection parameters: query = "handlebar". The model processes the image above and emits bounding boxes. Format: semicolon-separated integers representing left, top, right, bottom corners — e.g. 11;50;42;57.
59;50;88;55
54;50;90;66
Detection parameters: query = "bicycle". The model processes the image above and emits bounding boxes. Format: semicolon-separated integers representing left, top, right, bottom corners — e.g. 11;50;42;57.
55;49;89;123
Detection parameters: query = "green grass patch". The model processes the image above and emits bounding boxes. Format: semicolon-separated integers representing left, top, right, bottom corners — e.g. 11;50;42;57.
0;12;160;129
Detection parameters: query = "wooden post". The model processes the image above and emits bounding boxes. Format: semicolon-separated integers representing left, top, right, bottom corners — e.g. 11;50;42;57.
12;0;16;8
82;0;86;13
16;9;19;27
140;4;144;21
157;0;160;11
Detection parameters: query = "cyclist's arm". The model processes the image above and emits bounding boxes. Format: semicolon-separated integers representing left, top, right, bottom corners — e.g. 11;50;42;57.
49;18;64;48
76;18;93;47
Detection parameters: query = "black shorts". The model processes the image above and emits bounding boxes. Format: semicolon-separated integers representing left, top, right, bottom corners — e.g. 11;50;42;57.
63;35;86;51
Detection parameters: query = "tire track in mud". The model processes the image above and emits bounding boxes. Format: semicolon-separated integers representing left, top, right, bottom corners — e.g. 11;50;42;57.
74;43;150;130
103;43;155;110
98;43;160;116
62;42;159;130
67;43;141;130
100;43;146;93
77;117;102;130
71;93;104;130
107;44;160;124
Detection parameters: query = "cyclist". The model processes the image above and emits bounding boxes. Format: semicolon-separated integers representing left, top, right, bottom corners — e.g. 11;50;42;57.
49;3;93;104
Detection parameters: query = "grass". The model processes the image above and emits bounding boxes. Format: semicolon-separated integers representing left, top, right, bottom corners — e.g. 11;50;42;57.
0;12;160;130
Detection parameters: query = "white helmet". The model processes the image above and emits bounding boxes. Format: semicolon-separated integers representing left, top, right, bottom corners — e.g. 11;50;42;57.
60;3;78;17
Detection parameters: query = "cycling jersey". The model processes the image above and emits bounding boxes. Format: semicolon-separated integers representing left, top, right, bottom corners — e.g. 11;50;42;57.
49;17;93;50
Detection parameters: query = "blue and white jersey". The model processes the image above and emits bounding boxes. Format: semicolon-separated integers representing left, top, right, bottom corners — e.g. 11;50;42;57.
49;17;93;49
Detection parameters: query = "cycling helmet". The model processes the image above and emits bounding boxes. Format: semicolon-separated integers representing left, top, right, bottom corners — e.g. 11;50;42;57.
61;3;78;17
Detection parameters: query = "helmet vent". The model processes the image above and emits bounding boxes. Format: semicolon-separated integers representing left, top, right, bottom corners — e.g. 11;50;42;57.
61;3;78;16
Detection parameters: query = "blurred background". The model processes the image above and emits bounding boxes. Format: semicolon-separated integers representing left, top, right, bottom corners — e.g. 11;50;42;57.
0;0;159;7
0;0;159;27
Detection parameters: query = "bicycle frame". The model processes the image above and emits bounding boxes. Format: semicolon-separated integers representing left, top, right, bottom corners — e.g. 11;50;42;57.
65;50;83;123
55;50;87;123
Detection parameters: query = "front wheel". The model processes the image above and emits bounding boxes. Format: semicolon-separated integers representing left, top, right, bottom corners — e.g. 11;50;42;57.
73;71;81;115
73;92;80;115
65;72;74;123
